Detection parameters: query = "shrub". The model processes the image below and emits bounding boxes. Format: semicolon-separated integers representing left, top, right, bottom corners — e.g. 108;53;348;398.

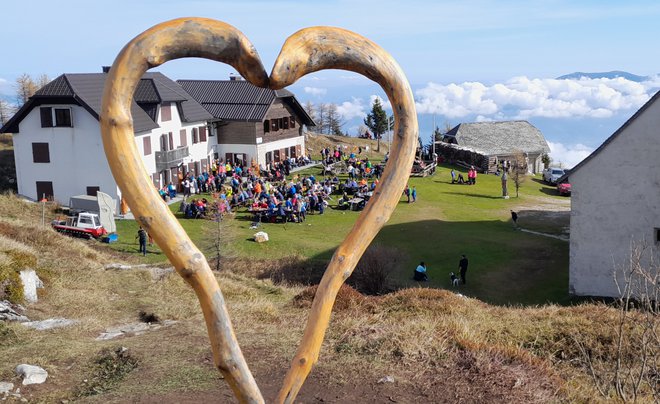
348;244;404;295
76;347;139;397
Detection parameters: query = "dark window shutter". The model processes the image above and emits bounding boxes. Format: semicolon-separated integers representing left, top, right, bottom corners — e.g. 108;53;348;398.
290;116;296;128
200;126;207;142
160;134;167;151
54;108;72;127
179;129;187;147
32;143;50;163
192;127;198;144
271;120;278;131
36;181;54;201
283;117;289;129
143;136;151;155
40;107;53;127
160;102;172;121
86;186;100;196
168;132;174;150
263;120;270;133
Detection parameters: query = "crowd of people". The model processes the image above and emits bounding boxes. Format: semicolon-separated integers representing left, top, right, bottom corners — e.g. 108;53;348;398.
156;151;384;224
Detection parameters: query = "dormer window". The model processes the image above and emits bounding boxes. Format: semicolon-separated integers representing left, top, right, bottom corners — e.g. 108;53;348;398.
40;107;72;128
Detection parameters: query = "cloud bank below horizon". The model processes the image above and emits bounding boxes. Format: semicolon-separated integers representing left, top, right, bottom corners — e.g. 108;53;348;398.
414;75;659;120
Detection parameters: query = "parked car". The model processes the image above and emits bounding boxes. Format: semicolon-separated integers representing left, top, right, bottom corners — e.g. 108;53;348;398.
542;167;565;184
557;181;571;196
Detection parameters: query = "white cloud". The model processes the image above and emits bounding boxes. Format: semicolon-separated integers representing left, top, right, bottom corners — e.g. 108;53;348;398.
336;98;366;120
415;76;656;120
547;141;594;169
304;86;327;97
369;95;392;111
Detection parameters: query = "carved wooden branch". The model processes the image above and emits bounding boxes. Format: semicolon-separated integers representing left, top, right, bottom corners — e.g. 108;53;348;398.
270;27;418;403
100;18;267;404
100;18;417;404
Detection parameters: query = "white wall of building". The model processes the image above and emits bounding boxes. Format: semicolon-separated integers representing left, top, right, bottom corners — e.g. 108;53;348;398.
256;136;305;165
569;100;660;297
14;102;212;211
13;104;117;204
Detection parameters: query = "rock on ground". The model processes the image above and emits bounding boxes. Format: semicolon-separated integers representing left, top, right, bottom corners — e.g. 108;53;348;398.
15;364;48;385
19;269;43;303
0;382;14;393
0;300;28;322
104;263;174;280
254;231;269;243
22;318;78;331
95;320;178;341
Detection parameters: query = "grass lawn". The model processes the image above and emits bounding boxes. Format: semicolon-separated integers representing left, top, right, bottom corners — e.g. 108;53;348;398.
105;163;571;306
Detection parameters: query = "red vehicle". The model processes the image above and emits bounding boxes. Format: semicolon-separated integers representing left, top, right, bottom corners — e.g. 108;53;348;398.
51;212;108;239
557;181;571;196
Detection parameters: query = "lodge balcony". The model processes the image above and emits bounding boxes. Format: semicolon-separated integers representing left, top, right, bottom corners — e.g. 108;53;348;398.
155;146;189;171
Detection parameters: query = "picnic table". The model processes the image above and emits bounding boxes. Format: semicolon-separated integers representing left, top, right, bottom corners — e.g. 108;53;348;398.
348;197;364;211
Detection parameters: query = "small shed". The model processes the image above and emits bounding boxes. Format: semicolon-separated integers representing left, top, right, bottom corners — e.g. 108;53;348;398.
437;121;550;174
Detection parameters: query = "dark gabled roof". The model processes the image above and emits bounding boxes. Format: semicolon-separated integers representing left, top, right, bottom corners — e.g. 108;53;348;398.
444;120;550;156
177;79;315;126
35;75;74;97
65;73;159;133
558;90;660;182
1;72;212;134
134;79;160;103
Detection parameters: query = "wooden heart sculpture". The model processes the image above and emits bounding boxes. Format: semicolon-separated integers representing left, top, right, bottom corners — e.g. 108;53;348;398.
100;17;417;403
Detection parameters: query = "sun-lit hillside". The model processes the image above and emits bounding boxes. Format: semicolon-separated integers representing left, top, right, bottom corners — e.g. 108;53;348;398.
0;192;657;402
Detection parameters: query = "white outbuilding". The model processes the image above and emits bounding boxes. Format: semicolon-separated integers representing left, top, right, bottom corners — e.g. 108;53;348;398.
566;92;660;298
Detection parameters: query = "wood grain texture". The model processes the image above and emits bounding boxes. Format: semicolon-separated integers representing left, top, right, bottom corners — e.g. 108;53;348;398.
100;18;417;404
99;18;266;404
270;27;418;403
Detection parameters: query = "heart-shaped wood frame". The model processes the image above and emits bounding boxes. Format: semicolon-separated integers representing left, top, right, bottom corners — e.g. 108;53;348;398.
100;17;417;403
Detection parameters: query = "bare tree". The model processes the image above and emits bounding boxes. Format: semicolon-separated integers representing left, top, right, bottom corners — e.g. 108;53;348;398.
574;240;659;402
316;102;328;134
0;100;14;128
36;74;50;90
15;74;37;106
303;101;316;126
511;150;527;197
326;103;345;136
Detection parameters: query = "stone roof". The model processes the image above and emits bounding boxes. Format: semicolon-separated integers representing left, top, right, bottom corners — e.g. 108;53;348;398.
444;121;550;156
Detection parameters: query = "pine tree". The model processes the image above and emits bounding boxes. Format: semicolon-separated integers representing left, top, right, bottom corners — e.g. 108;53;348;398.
364;98;388;151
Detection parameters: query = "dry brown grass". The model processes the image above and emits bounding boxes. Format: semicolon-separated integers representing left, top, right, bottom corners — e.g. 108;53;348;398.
0;193;656;402
305;132;389;160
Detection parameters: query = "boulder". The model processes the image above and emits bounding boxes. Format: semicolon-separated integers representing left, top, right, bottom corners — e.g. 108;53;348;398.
377;375;395;384
22;318;78;331
19;270;43;303
95;320;177;341
0;300;28;322
0;382;13;394
254;231;269;243
15;364;48;385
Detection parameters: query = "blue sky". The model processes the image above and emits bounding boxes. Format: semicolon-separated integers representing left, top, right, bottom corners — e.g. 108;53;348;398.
3;0;660;167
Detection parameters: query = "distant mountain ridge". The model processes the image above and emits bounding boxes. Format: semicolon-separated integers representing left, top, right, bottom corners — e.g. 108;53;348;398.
557;71;652;82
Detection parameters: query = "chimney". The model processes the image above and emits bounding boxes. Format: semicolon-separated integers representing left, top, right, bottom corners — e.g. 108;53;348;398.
102;66;111;73
229;73;243;81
